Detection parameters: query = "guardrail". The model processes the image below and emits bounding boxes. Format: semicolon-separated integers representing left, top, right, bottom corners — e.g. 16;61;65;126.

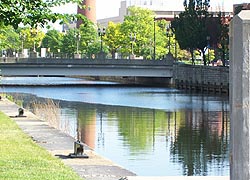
0;57;174;66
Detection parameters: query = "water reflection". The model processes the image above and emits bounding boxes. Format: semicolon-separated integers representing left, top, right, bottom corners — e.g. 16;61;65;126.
171;109;229;176
1;82;229;176
58;100;229;176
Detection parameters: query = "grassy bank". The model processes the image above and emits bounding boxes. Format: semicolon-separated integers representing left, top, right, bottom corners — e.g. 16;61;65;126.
0;112;82;180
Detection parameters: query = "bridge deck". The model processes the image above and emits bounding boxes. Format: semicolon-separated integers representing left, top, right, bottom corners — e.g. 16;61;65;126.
0;58;173;77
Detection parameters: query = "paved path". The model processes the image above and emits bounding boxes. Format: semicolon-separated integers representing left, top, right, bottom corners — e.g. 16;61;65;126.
125;177;229;180
0;97;230;180
0;98;135;180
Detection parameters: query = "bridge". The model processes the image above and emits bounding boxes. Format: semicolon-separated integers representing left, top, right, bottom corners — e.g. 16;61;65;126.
0;57;174;77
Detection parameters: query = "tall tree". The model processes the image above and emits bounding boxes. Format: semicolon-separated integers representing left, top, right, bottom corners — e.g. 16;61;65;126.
0;26;19;56
61;28;78;57
41;29;63;56
0;0;82;29
217;13;230;66
171;0;211;65
120;6;166;59
103;22;123;59
19;28;45;52
79;19;99;58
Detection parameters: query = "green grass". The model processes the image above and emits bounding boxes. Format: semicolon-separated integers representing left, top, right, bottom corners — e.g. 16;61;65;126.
0;112;82;180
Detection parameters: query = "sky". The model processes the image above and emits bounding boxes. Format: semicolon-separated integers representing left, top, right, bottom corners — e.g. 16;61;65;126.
96;0;249;19
54;0;250;20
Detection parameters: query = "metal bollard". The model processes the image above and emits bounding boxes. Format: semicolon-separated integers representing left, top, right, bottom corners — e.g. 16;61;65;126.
74;140;84;155
68;140;89;158
18;108;24;116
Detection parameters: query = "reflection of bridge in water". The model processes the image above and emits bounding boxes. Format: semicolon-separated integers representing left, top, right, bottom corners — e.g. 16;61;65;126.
0;57;174;77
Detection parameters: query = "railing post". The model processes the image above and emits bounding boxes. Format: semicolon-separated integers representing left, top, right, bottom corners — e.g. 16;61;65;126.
230;10;250;180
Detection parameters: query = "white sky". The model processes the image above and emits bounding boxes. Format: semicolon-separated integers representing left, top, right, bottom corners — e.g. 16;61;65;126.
54;0;250;20
96;0;249;19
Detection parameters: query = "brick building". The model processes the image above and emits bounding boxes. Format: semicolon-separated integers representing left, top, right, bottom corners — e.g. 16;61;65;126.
77;0;96;27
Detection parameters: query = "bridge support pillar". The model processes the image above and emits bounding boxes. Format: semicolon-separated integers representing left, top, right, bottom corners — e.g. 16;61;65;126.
230;10;250;180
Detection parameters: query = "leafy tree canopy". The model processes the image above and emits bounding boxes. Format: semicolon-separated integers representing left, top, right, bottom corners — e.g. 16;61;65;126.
121;7;155;56
0;0;82;29
61;28;77;56
119;6;170;59
19;27;45;51
79;19;99;57
41;29;63;53
172;0;211;64
103;22;123;58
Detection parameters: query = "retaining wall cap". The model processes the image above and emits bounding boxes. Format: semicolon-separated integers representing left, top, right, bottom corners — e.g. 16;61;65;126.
238;10;250;20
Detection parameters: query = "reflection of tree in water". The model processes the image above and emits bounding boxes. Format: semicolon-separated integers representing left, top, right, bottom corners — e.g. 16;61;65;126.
116;107;168;154
170;110;229;176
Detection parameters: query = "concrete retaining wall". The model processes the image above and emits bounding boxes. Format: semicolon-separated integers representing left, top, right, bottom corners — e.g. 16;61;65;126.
173;64;229;93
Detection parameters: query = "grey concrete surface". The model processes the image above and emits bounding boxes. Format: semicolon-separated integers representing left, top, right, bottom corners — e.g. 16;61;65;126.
125;177;229;180
230;10;250;180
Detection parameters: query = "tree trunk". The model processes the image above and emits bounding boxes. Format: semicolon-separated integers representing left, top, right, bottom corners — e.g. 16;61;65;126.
191;48;195;65
202;50;207;66
112;51;116;59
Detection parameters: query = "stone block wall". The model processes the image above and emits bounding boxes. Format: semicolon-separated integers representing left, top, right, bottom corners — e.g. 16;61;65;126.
173;63;229;93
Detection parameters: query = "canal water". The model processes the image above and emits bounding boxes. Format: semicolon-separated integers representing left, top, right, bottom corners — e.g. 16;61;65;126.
0;77;230;176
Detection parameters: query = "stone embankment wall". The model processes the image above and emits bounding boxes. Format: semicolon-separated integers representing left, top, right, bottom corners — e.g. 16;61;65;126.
173;64;229;94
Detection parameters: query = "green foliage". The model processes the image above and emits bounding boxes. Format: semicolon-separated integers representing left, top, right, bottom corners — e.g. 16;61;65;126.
79;19;100;58
18;28;45;52
172;0;211;65
61;28;77;56
0;26;20;53
154;20;168;59
0;0;83;29
0;112;82;180
206;49;215;62
120;6;159;59
103;22;123;58
216;13;230;66
0;1;227;63
41;29;63;55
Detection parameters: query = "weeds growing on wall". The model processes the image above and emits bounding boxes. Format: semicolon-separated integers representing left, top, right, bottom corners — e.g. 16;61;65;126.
31;99;60;128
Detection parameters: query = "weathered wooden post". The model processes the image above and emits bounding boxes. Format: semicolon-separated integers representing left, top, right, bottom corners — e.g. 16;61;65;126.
230;10;250;180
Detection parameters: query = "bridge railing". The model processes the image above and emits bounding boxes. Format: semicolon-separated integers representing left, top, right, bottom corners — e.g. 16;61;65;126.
0;57;174;66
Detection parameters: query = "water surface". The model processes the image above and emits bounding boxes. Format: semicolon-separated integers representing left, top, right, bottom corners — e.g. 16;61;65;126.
0;77;230;176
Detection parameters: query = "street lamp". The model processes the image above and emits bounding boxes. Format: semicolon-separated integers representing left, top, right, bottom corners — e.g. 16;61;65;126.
130;33;136;56
206;36;210;65
75;31;81;55
30;29;38;52
166;26;173;55
153;17;156;60
221;37;228;66
174;40;178;61
20;33;26;56
98;27;106;53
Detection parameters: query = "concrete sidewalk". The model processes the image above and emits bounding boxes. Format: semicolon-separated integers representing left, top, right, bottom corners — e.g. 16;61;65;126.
125;176;229;180
0;98;229;180
0;98;135;180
